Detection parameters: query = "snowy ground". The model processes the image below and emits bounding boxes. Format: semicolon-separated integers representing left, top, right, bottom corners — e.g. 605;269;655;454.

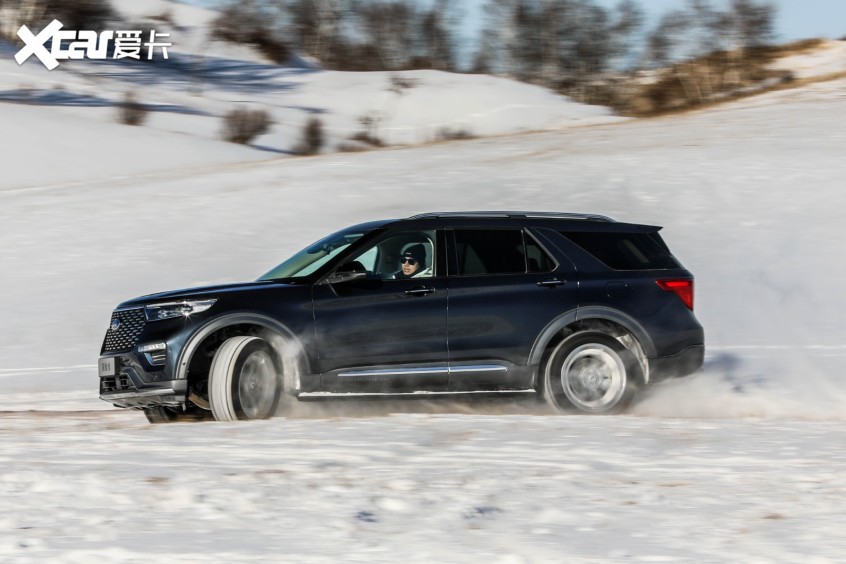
2;6;846;561
3;411;845;563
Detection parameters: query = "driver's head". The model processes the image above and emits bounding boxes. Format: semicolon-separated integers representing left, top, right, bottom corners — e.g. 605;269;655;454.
400;244;426;276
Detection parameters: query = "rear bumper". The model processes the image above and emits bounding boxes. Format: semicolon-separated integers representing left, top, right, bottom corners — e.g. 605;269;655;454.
648;345;704;383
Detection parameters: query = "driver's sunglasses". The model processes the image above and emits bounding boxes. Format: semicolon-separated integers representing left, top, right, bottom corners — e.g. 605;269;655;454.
400;257;417;265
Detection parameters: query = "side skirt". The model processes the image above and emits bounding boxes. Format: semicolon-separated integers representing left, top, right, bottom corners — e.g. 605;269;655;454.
296;389;536;401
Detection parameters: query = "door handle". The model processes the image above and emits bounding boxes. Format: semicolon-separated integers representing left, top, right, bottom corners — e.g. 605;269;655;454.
405;286;436;296
537;278;565;288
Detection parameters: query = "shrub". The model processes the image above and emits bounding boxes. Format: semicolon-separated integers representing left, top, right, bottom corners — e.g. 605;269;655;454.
210;3;290;64
336;141;370;153
435;127;476;142
351;113;385;147
118;93;148;126
222;107;273;144
293;117;325;155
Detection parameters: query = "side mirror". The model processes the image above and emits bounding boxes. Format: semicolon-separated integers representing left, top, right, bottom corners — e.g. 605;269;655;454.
326;261;367;284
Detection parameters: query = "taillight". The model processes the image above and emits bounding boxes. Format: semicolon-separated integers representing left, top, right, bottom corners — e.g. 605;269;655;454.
657;279;694;310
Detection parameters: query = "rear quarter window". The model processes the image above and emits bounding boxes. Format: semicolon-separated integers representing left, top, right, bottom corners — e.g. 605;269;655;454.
561;231;680;270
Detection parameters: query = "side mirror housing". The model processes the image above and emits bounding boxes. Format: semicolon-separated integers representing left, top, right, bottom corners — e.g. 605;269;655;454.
327;270;367;284
325;261;368;284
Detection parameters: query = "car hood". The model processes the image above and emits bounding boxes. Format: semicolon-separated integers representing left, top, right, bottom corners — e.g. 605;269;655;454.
117;281;295;308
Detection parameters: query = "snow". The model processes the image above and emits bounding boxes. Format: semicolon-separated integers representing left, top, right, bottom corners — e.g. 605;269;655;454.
2;411;845;562
772;39;846;79
2;5;846;561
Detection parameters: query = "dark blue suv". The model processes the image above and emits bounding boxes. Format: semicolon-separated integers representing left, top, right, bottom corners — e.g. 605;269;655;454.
98;212;704;422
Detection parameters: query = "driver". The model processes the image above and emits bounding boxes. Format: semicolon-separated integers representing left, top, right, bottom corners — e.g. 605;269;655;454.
395;244;432;278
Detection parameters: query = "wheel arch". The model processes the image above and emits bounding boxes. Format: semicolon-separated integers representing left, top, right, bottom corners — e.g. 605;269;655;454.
176;313;310;393
528;306;655;383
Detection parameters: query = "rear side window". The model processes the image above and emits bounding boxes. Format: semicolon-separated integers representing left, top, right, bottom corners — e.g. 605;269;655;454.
453;229;557;275
561;231;680;270
454;229;525;275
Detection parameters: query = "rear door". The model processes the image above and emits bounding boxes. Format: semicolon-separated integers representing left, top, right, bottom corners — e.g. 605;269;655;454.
446;225;579;391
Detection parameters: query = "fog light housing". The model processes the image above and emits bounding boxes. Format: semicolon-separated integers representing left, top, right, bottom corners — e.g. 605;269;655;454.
138;342;167;366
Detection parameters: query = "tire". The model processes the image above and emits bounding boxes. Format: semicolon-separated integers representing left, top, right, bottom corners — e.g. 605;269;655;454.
543;331;641;414
144;405;214;424
209;336;282;422
144;406;178;424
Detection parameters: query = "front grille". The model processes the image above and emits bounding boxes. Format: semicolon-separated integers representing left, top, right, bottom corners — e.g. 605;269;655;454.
103;308;146;353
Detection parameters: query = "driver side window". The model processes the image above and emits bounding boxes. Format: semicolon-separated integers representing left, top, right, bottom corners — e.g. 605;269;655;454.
348;230;436;279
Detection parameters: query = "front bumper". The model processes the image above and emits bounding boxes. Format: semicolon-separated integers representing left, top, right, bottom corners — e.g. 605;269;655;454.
99;356;187;408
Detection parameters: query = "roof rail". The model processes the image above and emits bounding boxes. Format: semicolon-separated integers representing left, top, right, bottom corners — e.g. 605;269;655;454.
406;211;616;222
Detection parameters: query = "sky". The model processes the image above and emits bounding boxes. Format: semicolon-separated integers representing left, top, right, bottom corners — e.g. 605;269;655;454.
601;0;846;41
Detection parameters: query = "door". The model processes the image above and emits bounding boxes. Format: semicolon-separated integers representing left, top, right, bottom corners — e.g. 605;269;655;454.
446;227;579;391
313;229;448;392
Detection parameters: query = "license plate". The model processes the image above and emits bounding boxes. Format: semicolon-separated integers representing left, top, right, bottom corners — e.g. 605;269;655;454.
98;357;116;377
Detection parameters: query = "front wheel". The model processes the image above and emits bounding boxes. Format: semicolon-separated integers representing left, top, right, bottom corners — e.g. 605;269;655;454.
543;331;641;414
209;336;281;422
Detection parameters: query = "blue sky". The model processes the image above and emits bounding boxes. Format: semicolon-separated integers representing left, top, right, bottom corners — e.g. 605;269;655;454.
604;0;846;41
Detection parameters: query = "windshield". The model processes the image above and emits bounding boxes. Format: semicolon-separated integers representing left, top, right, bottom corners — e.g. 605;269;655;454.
258;228;368;281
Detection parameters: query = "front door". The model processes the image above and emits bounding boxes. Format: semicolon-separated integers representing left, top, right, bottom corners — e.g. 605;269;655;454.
313;230;448;392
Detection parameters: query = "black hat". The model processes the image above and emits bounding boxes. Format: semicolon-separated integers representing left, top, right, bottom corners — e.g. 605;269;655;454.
402;244;426;267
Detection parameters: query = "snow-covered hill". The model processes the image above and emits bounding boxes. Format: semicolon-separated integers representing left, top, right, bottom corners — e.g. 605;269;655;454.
0;0;618;191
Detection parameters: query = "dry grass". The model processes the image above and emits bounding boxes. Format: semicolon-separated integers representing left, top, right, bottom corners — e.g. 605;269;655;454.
618;39;840;118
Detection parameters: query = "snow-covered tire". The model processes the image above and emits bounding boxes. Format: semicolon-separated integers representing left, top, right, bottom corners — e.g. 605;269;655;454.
542;331;641;414
144;406;178;424
144;405;213;424
209;336;281;422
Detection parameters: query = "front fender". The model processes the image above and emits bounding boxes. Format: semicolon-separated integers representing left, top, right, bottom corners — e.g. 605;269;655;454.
175;312;311;392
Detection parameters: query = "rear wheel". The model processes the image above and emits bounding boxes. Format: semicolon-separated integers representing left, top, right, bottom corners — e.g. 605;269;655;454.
543;331;641;414
209;336;281;422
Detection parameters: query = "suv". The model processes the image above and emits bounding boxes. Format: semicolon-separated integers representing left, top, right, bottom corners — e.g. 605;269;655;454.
99;212;704;422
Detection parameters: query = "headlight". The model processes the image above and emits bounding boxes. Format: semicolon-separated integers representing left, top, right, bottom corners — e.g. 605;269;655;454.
144;299;217;321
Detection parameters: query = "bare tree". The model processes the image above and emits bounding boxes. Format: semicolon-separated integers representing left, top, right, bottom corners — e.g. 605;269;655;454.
286;0;343;63
353;1;417;71
478;0;642;92
211;0;291;63
641;0;777;111
417;0;458;71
